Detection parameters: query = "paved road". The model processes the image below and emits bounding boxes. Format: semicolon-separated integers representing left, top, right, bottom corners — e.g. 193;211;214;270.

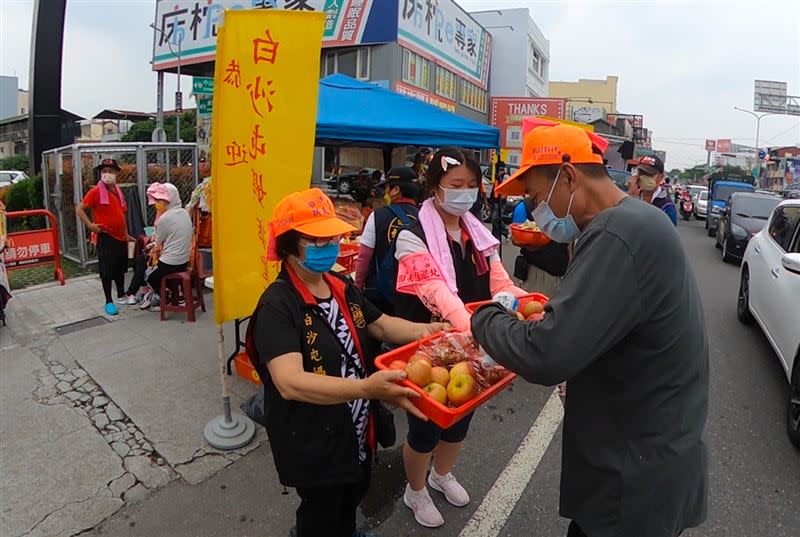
91;219;799;537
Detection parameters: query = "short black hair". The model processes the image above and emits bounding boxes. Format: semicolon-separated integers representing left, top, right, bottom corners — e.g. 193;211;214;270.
387;180;421;200
532;163;610;180
425;147;482;194
275;229;301;260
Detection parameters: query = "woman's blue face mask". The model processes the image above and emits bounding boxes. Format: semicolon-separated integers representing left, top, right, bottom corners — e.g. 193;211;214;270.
300;242;340;273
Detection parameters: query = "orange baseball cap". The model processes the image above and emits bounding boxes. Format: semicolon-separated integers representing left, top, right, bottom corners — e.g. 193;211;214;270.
495;120;609;196
266;188;356;260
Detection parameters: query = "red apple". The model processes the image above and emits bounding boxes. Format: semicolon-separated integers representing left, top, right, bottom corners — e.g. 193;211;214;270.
408;353;433;368
423;383;447;405
430;366;450;387
450;361;474;380
405;360;433;387
447;374;478;406
522;301;544;317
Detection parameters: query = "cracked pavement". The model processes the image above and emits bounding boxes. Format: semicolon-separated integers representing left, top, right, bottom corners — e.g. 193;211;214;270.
0;277;262;537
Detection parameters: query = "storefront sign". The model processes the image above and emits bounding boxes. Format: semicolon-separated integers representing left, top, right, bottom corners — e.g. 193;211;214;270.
397;0;491;89
192;76;215;94
705;139;716;152
490;97;567;148
210;10;324;323
0;229;55;269
153;0;393;71
394;82;456;113
717;139;732;153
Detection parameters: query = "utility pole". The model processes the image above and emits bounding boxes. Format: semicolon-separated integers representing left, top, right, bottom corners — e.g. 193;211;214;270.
734;107;776;184
150;23;182;142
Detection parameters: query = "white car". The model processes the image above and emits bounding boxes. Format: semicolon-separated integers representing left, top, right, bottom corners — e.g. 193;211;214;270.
695;190;708;219
738;199;800;447
0;170;29;189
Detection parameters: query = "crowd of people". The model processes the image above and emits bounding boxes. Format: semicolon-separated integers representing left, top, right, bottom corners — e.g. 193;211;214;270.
76;159;193;316
246;122;709;537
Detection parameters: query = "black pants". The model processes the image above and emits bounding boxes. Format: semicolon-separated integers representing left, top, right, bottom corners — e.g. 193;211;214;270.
567;521;588;537
145;261;188;297
97;233;127;303
490;197;508;239
295;470;370;537
126;254;148;296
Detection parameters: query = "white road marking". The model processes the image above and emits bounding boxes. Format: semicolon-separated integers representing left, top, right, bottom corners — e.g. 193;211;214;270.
459;388;564;537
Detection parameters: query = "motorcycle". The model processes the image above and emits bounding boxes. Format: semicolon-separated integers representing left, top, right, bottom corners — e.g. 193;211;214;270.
680;193;694;221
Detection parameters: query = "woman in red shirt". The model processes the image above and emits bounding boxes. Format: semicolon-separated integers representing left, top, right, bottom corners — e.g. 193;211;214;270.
76;159;132;316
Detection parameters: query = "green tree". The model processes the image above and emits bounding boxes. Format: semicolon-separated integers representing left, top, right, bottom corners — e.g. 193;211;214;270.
121;110;197;143
0;154;30;172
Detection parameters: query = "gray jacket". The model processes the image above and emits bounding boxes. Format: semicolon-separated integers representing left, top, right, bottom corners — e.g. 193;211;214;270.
472;197;708;537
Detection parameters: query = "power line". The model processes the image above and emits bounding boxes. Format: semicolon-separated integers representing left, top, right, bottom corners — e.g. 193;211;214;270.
761;123;800;144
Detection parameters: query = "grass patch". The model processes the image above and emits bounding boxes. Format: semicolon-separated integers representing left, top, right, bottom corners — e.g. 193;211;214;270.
7;257;96;291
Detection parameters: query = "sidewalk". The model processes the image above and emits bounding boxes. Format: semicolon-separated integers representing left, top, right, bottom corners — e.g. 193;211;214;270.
0;275;264;537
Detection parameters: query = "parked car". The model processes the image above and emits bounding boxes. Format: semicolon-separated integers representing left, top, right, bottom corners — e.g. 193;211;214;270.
0;170;29;189
327;167;381;195
715;192;781;263
687;185;708;203
737;199;800;447
695;190;708;219
607;168;632;192
706;179;756;237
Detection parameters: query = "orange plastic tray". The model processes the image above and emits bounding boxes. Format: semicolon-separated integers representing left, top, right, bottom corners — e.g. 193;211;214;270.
510;223;551;247
337;242;360;274
374;333;517;429
464;292;550;315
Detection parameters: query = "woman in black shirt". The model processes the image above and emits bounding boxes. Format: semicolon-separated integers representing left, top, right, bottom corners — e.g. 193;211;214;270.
249;188;446;537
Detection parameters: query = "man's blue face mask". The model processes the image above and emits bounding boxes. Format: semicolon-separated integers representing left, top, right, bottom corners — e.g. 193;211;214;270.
531;168;581;243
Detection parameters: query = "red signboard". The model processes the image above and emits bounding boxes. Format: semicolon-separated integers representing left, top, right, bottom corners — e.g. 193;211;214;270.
717;139;732;153
394;82;456;113
705;139;717;152
1;229;55;268
490;97;567;148
2;210;65;285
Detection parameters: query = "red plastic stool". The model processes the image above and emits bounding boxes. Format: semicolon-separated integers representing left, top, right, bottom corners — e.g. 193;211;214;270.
159;271;206;322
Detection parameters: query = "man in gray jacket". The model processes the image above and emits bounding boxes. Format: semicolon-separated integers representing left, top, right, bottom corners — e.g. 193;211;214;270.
471;122;708;537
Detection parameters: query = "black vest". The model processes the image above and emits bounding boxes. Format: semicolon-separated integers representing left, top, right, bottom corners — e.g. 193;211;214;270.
394;221;491;323
365;203;419;288
248;270;373;488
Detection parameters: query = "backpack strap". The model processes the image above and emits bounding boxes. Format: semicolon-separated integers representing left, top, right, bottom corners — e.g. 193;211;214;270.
386;204;412;226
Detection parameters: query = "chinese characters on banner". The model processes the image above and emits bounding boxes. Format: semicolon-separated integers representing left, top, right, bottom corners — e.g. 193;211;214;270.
152;0;388;70
0;230;55;269
397;0;491;89
210;10;324;324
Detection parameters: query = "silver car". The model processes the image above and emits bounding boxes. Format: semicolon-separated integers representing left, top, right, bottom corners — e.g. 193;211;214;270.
695;190;708;219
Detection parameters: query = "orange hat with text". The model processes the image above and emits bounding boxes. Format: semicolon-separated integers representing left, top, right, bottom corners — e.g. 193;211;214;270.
495;119;609;197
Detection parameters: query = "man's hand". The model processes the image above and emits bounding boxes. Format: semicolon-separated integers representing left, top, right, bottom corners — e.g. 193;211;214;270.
418;322;451;338
86;222;101;234
364;370;427;421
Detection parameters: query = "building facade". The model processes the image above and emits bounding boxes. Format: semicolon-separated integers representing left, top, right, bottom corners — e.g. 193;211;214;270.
549;76;619;121
152;0;493;180
470;8;549;98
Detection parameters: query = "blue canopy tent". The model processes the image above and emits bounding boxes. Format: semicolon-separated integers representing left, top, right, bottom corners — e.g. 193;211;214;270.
316;74;499;149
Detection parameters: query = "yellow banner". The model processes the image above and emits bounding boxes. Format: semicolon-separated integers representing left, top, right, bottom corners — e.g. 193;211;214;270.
210;10;324;324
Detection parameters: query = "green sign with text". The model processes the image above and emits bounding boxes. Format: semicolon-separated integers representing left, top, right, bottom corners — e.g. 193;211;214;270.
197;95;213;116
192;77;214;95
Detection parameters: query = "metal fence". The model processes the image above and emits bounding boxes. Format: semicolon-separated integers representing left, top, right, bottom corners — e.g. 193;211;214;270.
42;142;205;267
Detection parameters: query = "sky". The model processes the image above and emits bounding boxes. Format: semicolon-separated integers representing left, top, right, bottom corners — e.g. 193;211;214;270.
1;0;799;169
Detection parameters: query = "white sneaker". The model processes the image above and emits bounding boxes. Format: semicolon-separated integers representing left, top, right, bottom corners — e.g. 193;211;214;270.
139;290;153;310
125;295;138;305
149;295;161;312
428;469;470;507
403;484;444;528
115;295;128;304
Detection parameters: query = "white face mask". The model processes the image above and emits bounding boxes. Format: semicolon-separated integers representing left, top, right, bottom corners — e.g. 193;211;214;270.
437;186;478;216
101;172;116;185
